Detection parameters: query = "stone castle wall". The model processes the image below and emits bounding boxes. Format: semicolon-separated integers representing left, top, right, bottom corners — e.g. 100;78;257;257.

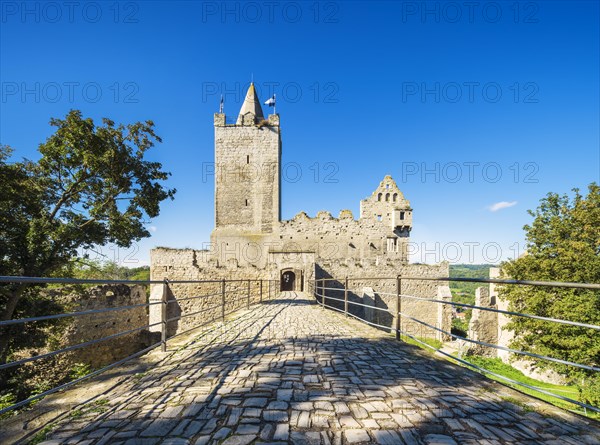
13;284;152;385
150;248;276;337
148;100;448;342
314;260;451;340
278;210;409;262
468;286;498;357
149;248;450;341
61;284;150;369
359;176;413;230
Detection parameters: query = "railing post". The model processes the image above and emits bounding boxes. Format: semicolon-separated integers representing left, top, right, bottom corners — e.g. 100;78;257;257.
260;279;263;303
322;279;326;308
247;279;251;308
344;276;349;316
395;275;401;341
161;279;168;352
221;279;226;322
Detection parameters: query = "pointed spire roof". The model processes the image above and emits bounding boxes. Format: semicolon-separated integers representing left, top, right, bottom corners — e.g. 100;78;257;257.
237;83;264;124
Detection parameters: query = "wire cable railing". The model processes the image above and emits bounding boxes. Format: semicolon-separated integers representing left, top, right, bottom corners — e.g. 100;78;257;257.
312;276;600;415
0;276;279;416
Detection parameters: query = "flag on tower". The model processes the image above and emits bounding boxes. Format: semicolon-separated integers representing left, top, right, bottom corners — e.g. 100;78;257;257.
219;95;224;113
264;95;276;107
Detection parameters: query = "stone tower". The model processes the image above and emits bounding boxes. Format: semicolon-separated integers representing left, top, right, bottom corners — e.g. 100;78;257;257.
211;83;281;265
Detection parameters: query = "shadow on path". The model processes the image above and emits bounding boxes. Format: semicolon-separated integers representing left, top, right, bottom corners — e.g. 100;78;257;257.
8;292;600;445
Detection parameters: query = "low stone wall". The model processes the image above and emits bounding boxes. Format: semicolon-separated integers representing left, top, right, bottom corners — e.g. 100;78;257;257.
60;284;151;369
314;260;451;340
10;284;151;393
150;248;451;341
150;248;274;338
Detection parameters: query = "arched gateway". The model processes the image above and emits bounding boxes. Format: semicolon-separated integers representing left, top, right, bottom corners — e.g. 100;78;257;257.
280;270;295;291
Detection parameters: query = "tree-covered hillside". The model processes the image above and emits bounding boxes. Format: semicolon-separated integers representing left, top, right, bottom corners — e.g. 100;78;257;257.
449;264;495;306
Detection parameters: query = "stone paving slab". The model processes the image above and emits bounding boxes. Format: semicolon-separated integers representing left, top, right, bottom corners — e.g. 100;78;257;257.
26;292;600;444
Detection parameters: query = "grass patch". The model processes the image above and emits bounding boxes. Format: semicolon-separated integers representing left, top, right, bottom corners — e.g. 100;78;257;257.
459;356;599;419
74;397;111;416
88;398;109;413
0;393;17;420
400;334;443;351
28;423;57;445
499;395;535;413
133;370;149;382
69;409;83;419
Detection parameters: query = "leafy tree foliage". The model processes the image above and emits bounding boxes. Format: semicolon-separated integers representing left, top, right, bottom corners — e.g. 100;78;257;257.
64;258;150;281
500;183;600;405
0;110;175;365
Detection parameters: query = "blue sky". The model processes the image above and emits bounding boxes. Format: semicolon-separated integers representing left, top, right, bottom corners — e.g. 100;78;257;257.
1;1;599;266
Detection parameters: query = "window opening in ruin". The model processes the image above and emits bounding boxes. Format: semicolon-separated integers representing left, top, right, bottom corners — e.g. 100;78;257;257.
245;199;248;206
393;193;398;202
377;215;382;221
246;155;250;164
400;211;405;220
377;193;382;201
385;193;390;201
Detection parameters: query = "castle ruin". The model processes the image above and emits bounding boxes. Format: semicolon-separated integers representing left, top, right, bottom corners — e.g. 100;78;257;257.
150;83;450;339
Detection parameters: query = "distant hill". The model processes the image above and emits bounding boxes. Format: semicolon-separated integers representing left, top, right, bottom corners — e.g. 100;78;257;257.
449;264;495;306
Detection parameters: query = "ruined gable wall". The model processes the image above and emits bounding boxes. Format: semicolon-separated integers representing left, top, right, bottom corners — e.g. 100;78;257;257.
360;175;413;229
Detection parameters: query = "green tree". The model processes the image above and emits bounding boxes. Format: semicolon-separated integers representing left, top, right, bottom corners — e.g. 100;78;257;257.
0;110;175;364
62;258;150;281
500;183;600;406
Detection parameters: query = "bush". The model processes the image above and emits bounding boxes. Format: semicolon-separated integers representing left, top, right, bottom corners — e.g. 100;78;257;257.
451;318;468;339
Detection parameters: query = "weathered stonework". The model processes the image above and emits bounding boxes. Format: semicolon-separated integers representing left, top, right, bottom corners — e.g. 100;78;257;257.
150;83;450;340
468;286;498;357
57;284;150;368
13;284;150;389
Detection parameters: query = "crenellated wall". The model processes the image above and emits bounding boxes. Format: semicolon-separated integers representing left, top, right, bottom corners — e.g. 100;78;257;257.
277;209;409;263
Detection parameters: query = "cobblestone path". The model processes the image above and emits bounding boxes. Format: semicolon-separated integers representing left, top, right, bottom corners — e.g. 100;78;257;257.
38;292;600;445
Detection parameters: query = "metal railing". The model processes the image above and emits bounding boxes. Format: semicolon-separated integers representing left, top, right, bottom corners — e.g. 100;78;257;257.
0;276;278;415
311;276;600;415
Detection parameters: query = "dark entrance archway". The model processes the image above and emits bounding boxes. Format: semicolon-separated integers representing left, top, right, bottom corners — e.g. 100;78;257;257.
281;271;295;291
